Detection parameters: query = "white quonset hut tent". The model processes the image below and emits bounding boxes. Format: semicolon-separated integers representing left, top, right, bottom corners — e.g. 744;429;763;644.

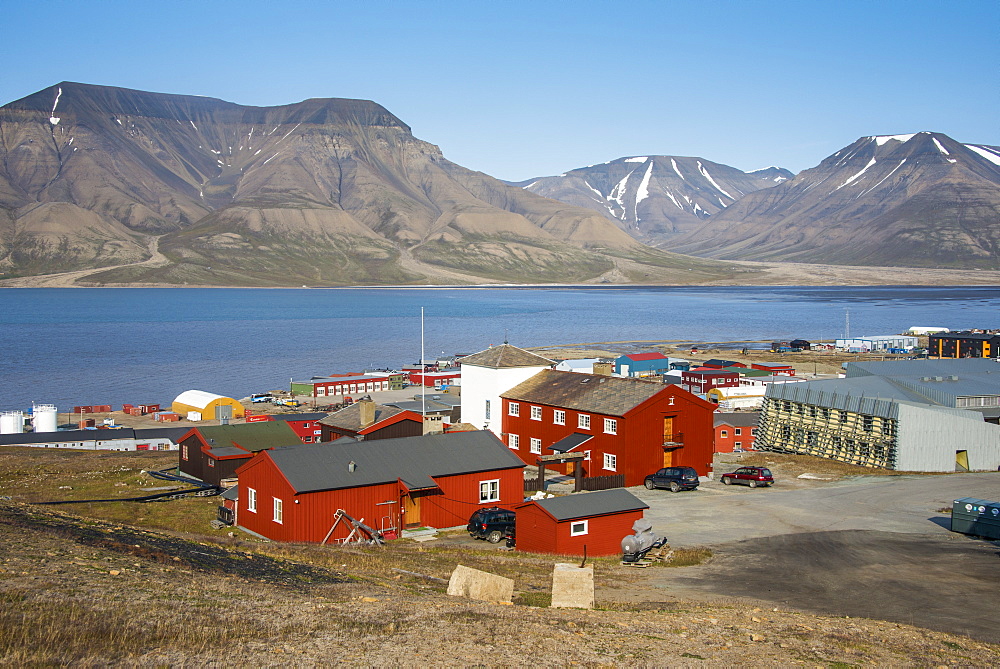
171;390;245;420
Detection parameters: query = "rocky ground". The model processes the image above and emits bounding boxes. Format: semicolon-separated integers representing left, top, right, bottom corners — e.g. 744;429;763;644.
1;448;997;666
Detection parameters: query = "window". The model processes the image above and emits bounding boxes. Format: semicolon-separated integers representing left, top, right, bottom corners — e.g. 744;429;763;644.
479;479;500;503
734;428;742;436
735;441;743;448
750;428;757;436
584;450;591;461
207;458;215;468
604;418;617;434
570;520;589;536
578;414;591;429
720;429;729;438
554;410;565;425
508;434;519;450
272;497;282;523
508;402;519;417
530;437;542;454
485;399;491;420
247;488;257;513
530;406;542;421
181;444;189;461
603;453;617;471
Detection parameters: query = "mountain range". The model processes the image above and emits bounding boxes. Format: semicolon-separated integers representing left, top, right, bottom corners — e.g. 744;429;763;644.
513;158;792;246
664;132;1000;268
1;82;997;285
0;82;733;286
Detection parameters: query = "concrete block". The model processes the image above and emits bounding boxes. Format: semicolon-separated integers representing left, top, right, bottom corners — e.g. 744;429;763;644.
447;564;514;603
550;563;594;609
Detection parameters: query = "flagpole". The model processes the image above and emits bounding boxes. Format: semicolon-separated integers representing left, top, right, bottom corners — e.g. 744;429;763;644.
421;307;426;430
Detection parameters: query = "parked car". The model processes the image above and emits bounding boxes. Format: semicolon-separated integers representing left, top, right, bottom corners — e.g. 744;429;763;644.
467;507;515;543
720;466;774;488
644;466;700;492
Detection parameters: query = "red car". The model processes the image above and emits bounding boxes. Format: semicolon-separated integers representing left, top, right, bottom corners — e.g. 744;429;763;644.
720;466;774;488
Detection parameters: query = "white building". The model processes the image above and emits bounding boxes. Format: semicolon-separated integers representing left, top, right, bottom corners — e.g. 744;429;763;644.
836;335;918;352
554;358;600;374
459;344;554;436
706;386;766;410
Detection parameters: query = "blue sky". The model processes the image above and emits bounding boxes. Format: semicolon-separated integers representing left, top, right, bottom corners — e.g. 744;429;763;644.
2;0;996;180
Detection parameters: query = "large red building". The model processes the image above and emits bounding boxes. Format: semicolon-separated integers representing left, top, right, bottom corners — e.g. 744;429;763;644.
501;369;715;487
713;412;760;453
681;369;741;394
514;489;648;556
234;430;525;543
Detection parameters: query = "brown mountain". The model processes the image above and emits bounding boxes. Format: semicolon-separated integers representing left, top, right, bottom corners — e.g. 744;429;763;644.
514;157;792;247
665;132;1000;269
0;82;732;286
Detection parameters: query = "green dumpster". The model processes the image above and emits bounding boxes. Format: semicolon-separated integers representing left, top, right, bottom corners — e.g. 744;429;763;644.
951;497;1000;540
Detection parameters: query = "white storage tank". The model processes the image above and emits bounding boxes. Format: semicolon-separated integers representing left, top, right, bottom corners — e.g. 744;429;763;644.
0;411;24;434
32;404;58;433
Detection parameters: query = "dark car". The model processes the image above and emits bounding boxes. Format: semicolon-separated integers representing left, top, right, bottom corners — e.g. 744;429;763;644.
720;466;774;488
467;507;516;543
644;466;700;492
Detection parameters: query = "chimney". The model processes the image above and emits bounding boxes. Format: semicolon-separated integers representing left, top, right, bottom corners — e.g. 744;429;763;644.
592;362;613;376
359;398;376;427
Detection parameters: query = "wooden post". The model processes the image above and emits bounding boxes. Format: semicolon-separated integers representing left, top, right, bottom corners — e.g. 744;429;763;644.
574;458;583;492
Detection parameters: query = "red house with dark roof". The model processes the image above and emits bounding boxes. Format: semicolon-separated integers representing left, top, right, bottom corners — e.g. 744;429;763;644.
682;369;740;394
233;431;525;543
501;369;715;486
514;489;648;556
245;412;328;443
177;421;302;486
318;399;423;442
713;412;760;453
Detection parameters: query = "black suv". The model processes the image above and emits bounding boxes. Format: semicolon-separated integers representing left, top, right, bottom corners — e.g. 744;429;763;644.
644;466;700;492
467;507;515;543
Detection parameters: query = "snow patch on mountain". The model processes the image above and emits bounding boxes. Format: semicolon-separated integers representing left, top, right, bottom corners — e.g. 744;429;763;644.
836;158;877;190
635;162;654;222
860;159;905;198
873;133;916;146
932;137;950;155
965;144;1000;167
671;158;687;182
624;157;648;163
697;161;733;199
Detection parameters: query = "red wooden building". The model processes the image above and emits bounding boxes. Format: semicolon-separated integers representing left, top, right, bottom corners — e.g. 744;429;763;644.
318;400;423;442
177;422;302;486
514;489;648;556
681;369;741;394
234;430;525;543
408;370;461;388
713;412;760;453
244;412;327;443
750;362;795;376
700;359;746;370
501;369;715;487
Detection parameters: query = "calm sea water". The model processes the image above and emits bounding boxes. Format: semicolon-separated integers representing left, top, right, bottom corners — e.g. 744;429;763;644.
0;286;997;410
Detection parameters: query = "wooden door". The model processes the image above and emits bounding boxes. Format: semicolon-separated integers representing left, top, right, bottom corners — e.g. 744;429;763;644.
404;495;421;527
663;449;673;467
663;416;675;443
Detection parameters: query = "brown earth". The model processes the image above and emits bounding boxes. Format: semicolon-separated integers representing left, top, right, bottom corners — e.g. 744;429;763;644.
1;447;997;665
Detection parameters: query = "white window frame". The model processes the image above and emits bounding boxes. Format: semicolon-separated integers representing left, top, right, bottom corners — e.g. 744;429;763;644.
181;444;189;461
603;418;617;434
603;453;617;471
530;405;542;421
508;402;519;417
508;433;519;450
272;497;283;524
720;429;728;437
735;441;743;448
735;427;742;436
530;437;542;454
479;479;500;503
554;410;565;425
584;450;591;461
578;414;591;429
570;520;589;536
247;487;257;513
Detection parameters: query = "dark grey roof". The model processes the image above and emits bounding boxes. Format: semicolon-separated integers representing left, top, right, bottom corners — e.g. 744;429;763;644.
713;412;760;428
270;413;327;422
459;344;555;369
133;426;190;442
318;403;412;431
220;485;239;501
549;433;593;453
845;359;1000;379
532;489;648;521
385;400;452;414
264;430;525;494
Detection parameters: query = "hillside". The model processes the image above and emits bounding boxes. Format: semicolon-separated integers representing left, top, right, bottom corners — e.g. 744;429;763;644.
517;156;792;246
0;83;741;286
666;132;1000;269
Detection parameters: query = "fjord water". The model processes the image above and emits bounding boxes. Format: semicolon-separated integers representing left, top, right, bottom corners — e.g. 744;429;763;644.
1;286;997;411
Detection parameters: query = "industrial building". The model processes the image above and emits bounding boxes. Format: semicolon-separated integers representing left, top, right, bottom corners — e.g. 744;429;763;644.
171;390;245;421
756;359;1000;472
835;335;918;352
0;426;186;451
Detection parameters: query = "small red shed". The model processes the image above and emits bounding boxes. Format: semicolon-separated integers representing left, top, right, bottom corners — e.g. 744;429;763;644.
514;489;649;556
